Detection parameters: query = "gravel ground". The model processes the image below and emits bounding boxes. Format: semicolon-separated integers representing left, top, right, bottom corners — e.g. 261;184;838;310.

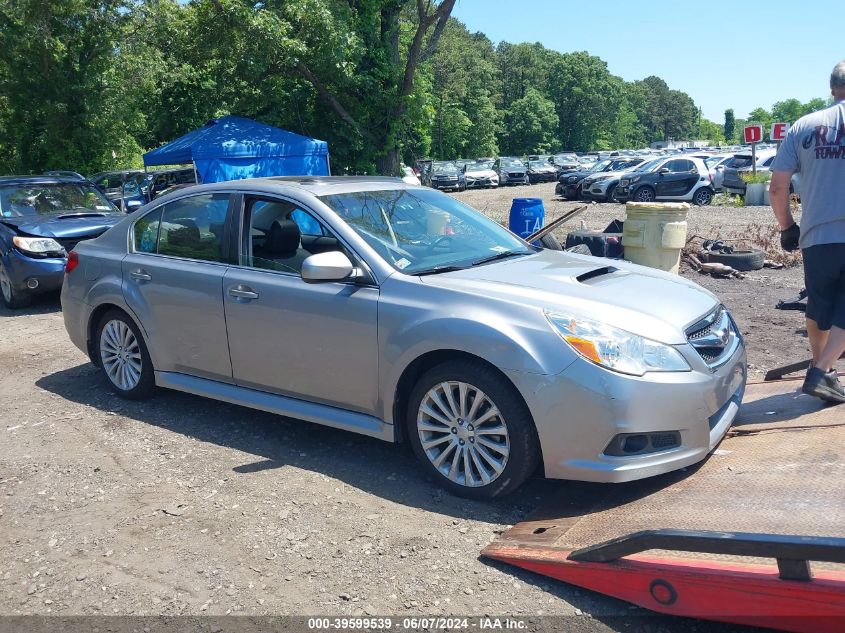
0;183;828;630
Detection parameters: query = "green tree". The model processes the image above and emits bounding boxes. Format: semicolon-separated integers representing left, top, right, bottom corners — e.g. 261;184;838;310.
546;51;622;151
502;87;558;154
724;109;735;142
771;98;804;125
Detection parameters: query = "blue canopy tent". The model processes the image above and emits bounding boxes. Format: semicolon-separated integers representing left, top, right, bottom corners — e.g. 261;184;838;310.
142;116;330;183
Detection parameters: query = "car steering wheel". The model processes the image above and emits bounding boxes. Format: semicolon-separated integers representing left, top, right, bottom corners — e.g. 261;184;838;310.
425;235;453;254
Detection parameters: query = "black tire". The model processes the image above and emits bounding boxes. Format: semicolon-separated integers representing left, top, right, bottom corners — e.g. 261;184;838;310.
95;309;156;399
0;262;31;309
703;248;765;272
692;187;713;206
565;243;593;255
406;359;540;500
539;233;562;250
633;186;656;203
606;184;619;203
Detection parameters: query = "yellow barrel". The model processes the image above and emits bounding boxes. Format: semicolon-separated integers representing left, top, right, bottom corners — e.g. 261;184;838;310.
622;202;689;274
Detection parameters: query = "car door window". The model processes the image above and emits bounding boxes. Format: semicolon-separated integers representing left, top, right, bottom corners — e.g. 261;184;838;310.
133;207;163;253
762;156;775;167
243;198;344;275
143;193;231;262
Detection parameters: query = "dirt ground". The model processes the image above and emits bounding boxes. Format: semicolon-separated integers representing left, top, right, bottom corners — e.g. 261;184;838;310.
0;183;829;630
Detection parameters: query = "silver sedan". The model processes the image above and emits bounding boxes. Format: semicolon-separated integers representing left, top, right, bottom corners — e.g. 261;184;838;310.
62;177;747;499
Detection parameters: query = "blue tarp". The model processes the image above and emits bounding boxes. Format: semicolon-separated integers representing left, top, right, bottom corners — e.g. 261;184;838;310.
143;115;330;183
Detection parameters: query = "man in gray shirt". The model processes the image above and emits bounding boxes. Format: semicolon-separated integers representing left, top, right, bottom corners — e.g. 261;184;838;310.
771;60;845;403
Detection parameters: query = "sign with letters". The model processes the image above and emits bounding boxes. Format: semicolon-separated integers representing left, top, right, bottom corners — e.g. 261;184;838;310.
770;122;789;141
743;125;763;144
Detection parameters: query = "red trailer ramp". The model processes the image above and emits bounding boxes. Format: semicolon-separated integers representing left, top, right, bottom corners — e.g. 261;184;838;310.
482;379;845;633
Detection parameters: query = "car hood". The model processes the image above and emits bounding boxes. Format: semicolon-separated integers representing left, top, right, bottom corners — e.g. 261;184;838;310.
585;169;630;181
561;170;595;181
418;250;718;344
1;212;123;238
465;169;497;178
529;165;555;172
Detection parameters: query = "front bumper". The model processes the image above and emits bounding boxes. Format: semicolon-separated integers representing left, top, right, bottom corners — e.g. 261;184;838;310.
431;180;461;190
528;172;557;183
2;249;66;296
560;183;582;198
466;177;498;188
504;342;747;483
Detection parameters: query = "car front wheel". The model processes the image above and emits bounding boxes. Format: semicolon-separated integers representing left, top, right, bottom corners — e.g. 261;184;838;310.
0;262;31;309
96;310;155;399
633;186;656;202
407;360;540;499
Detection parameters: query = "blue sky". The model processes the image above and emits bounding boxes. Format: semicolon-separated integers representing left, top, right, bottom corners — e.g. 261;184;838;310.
451;0;840;122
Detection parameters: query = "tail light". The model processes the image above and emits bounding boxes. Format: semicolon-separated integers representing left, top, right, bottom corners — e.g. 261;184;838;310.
65;251;79;274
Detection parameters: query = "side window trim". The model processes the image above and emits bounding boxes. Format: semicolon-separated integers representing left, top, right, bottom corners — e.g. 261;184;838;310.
130;191;237;266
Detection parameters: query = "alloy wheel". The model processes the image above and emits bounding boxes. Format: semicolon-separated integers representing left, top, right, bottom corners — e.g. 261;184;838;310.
99;319;143;391
635;187;655;202
694;188;713;205
416;381;510;487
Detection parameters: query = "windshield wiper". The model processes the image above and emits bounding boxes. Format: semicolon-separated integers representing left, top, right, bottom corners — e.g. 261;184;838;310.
471;250;531;267
415;264;470;276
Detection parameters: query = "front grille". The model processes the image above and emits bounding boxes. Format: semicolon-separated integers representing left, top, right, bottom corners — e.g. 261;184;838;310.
686;306;740;369
508;172;525;178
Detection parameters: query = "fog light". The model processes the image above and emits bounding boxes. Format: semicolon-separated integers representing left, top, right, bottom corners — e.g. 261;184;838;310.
603;431;682;456
26;278;39;289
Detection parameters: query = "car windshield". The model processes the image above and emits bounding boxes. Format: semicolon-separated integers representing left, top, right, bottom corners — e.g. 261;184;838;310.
319;188;535;275
468;161;494;171
0;182;117;217
589;159;613;172
501;158;524;168
529;161;548;168
433;162;458;174
631;158;665;173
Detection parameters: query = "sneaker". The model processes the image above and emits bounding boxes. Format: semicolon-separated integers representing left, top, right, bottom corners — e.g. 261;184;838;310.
802;367;845;403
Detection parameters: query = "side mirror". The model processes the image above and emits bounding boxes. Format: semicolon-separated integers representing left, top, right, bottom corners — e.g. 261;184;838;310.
658;167;670;174
125;200;142;212
301;251;357;283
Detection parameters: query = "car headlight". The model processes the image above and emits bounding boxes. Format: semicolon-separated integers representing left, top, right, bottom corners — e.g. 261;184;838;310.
12;236;65;255
545;311;690;376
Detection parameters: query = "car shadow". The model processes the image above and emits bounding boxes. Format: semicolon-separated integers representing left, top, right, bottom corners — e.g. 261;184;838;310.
0;293;61;317
36;363;587;523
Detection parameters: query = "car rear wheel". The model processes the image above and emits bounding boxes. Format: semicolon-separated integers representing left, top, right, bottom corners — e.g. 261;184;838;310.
0;263;31;310
96;310;155;399
693;188;714;206
633;186;656;202
407;360;540;499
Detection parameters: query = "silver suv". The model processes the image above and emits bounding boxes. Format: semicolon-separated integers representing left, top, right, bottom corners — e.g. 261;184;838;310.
62;178;747;499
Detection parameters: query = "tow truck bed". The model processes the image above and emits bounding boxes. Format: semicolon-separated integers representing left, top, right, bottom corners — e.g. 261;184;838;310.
482;379;845;632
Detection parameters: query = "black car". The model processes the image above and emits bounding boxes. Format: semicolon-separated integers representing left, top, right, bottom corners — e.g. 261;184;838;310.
430;161;466;192
526;160;558;183
556;158;642;200
90;169;146;212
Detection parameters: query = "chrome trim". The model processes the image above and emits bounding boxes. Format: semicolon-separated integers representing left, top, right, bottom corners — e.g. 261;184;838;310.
686;306;741;370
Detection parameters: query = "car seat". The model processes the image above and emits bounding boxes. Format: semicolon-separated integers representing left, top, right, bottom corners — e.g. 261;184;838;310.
262;219;309;273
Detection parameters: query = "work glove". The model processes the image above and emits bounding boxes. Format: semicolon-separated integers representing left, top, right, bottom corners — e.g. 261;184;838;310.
780;223;800;252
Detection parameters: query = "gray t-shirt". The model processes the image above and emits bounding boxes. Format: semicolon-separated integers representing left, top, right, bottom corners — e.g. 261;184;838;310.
771;100;845;248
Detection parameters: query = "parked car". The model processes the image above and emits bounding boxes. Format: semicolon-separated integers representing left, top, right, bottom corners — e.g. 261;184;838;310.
464;160;499;189
0;176;123;308
580;158;646;202
721;150;800;196
526;160;558;184
430;161;466;192
550;154;580;176
44;170;86;180
703;155;734;192
616;156;715;205
494;157;529;186
556;158;639;200
63;177;747;499
90;170;146;212
140;167;198;201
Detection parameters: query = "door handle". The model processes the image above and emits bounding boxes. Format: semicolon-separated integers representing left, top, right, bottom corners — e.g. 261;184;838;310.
228;285;259;301
130;269;151;282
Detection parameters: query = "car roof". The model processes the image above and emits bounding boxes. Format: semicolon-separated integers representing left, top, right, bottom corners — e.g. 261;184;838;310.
153;176;418;201
0;175;94;186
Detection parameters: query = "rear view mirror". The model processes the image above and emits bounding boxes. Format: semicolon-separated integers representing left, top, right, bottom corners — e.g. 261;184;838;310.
301;251;357;283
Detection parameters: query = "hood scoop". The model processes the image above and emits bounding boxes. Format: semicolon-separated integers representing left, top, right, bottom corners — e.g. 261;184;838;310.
575;265;622;285
57;212;106;220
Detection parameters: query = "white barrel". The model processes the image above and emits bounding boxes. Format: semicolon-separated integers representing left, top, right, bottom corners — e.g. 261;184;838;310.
622;202;689;274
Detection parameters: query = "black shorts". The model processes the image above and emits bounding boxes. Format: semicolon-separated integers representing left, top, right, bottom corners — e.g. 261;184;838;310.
803;243;845;330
